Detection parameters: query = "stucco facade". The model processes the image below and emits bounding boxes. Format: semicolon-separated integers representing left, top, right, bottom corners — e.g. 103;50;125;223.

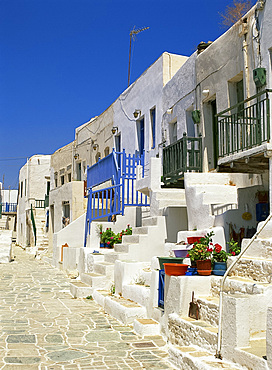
17;155;50;249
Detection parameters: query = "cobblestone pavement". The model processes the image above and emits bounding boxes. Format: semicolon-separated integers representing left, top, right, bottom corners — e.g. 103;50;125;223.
0;246;175;369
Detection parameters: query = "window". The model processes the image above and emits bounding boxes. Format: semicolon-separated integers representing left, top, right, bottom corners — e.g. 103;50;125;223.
104;146;110;157
228;73;244;115
76;162;82;181
54;172;58;188
95;152;101;163
20;182;23;197
61;175;65;185
169;120;177;144
67;173;71;182
115;134;121;152
150;108;156;149
137;118;145;156
25;179;27;196
46;181;50;195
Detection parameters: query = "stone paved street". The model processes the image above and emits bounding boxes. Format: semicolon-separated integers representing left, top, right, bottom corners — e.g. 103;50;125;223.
0;246;175;369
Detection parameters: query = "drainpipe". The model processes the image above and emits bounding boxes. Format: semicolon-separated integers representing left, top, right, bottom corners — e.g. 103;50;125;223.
215;213;272;359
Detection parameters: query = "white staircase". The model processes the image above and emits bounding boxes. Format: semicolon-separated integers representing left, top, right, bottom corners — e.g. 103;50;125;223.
184;172;262;230
166;238;272;370
34;210;49;251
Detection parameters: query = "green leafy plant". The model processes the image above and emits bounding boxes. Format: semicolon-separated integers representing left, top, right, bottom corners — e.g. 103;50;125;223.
227;239;241;256
187;232;214;261
101;228;116;247
85;295;93;300
110;284;115;295
212;243;229;262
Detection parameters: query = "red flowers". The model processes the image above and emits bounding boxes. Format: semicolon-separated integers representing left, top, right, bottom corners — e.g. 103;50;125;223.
231;251;236;256
214;243;222;253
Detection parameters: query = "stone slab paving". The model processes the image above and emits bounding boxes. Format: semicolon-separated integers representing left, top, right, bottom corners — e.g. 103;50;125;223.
0;246;176;369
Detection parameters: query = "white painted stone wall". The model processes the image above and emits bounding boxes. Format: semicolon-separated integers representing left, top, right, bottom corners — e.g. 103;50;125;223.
113;53;187;170
17;155;50;248
49;180;86;235
1;189;18;204
0;230;12;263
267;306;272;369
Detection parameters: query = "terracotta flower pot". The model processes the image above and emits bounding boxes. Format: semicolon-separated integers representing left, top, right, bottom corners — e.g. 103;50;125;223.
163;263;188;276
196;259;212;276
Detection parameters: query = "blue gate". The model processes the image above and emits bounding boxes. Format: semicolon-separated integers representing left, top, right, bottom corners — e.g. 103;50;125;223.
158;269;165;308
84;149;149;247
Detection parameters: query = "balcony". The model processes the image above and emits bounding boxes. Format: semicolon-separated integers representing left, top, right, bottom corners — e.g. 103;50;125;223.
162;133;202;185
216;89;271;160
0;203;17;215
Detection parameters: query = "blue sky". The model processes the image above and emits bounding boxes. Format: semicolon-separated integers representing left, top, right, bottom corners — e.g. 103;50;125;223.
0;0;244;189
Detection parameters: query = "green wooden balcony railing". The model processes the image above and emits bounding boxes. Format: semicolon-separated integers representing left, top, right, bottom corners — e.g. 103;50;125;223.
216;89;271;158
163;133;202;184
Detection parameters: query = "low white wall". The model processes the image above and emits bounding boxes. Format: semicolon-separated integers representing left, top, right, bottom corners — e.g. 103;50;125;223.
52;213;85;268
0;230;13;263
267;307;272;369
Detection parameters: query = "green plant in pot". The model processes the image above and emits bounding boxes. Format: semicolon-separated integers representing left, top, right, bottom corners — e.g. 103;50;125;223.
212;243;229;276
187;232;214;275
227;239;241;256
101;228;116;248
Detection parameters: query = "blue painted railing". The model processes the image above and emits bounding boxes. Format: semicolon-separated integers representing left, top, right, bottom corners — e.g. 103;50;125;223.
84;149;149;247
0;203;17;213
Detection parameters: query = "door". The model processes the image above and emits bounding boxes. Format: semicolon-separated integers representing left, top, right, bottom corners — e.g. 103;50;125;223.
211;100;218;169
138;118;145;156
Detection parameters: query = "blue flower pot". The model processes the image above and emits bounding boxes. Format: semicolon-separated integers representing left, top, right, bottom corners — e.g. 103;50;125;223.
213;261;227;276
100;242;106;248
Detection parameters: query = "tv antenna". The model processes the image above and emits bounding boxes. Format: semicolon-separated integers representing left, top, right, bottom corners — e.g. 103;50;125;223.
128;26;149;87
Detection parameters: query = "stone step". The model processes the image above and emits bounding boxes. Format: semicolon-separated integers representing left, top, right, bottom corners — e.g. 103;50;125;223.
197;296;220;327
142;216;159;227
242;238;272;259
168;344;243;370
114;243;130;253
238;337;268;369
168;313;218;353
122;234;140;244
229;256;272;283
103;252;128;263
194;184;237;205
210;275;270;296
93;261;114;277
70;281;93;298
132;226;149;235
155;189;186;200
122;284;151;310
80;272;112;289
133;318;160;337
93;290;146;325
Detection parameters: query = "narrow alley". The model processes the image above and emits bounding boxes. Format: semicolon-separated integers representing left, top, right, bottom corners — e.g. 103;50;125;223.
0;246;174;369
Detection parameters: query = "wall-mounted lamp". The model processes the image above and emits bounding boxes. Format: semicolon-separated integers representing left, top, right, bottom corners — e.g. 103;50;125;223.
167;108;173;114
74;153;79;160
202;89;210;97
133;109;141;119
93;143;99;150
111;127;118;135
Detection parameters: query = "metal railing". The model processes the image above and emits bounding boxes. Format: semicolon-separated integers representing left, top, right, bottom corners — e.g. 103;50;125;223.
0;203;17;213
163;133;202;183
216;89;271;158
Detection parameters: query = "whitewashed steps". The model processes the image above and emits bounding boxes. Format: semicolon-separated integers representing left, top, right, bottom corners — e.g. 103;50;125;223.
80;272;110;290
70;281;93;298
168;313;218;353
133;318;160;337
210;275;269;296
169;344;243;370
93;290;146;325
229;256;272;283
197;296;219;327
93;261;114;277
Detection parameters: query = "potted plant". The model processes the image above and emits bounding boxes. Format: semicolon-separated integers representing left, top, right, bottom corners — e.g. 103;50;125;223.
97;224;106;248
101;228;116;248
212;243;229;276
187;232;214;275
227;238;241;256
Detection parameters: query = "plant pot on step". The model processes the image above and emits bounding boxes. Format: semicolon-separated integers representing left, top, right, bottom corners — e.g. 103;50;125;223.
213;261;227;276
196;259;212;276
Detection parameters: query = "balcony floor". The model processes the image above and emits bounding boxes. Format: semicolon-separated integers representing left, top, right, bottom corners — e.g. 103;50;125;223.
217;142;270;173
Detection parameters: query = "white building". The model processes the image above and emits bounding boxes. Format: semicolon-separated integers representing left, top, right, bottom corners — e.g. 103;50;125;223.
17;155;51;251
